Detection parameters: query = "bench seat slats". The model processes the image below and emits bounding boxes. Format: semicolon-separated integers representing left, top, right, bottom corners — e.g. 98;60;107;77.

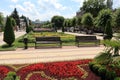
35;37;62;48
75;36;100;47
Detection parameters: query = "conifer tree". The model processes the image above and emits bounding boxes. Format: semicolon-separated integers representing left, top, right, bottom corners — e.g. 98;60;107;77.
3;16;15;46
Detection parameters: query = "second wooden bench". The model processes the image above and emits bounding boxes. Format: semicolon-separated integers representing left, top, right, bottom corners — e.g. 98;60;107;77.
75;36;100;47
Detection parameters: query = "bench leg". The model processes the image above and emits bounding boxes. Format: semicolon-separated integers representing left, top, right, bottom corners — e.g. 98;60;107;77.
35;43;37;49
60;42;62;48
75;42;79;47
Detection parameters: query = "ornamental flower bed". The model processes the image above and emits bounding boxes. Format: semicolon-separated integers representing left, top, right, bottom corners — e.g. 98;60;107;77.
0;59;100;80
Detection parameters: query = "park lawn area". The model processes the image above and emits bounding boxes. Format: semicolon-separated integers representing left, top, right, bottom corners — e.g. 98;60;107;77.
15;32;76;48
0;44;16;51
0;32;75;50
0;32;102;50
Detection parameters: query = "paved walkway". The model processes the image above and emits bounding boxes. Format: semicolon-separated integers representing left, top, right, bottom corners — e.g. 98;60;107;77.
0;46;105;64
0;31;105;64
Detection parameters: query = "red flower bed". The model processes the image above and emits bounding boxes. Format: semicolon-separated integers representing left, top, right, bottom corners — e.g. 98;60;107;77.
17;63;45;79
0;66;14;80
0;59;100;80
45;63;83;78
28;73;48;80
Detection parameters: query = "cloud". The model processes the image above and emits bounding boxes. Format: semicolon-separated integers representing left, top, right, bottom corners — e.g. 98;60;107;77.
9;1;62;21
8;0;78;21
71;0;84;7
113;0;120;9
11;0;18;3
38;0;67;11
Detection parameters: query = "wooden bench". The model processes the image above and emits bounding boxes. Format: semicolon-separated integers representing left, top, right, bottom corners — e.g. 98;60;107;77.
75;36;100;47
35;36;62;48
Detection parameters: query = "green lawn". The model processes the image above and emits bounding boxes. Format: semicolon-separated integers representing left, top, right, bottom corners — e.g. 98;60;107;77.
0;32;102;51
16;32;76;47
0;32;75;51
0;44;16;51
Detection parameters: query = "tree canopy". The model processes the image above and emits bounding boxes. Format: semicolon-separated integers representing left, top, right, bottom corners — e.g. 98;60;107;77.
81;13;93;28
115;8;120;28
51;15;64;31
0;13;4;30
71;17;77;27
81;0;106;17
11;8;20;28
96;9;112;30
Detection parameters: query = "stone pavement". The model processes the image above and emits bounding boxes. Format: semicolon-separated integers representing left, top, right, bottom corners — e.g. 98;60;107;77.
0;31;105;65
0;45;105;64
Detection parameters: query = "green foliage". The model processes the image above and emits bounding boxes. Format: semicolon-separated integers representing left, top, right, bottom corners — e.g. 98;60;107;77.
81;13;93;28
114;77;120;80
104;20;113;40
103;40;120;56
11;18;16;27
0;13;4;30
71;17;77;27
92;64;101;75
4;71;20;80
77;16;82;26
3;16;15;46
63;19;72;28
98;66;106;77
106;0;113;9
81;0;106;17
96;9;112;33
11;8;20;27
95;52;112;64
51;15;65;31
115;8;120;28
106;70;116;80
25;17;30;33
89;61;97;71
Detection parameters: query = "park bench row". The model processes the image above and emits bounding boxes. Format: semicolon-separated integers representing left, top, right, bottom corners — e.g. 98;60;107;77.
35;36;100;48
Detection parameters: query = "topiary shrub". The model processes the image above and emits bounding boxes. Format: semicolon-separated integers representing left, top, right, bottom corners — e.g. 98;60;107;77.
89;61;97;71
104;19;113;40
4;71;20;80
106;70;117;80
3;16;15;47
114;77;120;80
92;64;101;75
98;66;106;80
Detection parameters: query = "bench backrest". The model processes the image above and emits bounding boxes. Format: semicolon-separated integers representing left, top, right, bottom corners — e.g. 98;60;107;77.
75;36;97;41
36;37;61;41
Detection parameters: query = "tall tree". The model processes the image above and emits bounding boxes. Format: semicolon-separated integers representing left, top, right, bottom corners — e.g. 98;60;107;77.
3;16;15;46
81;0;106;17
81;13;93;30
104;20;113;40
11;8;20;28
25;17;29;33
0;13;4;30
107;0;113;9
96;9;112;35
11;18;16;27
71;17;77;27
77;16;82;26
115;9;120;30
51;15;64;32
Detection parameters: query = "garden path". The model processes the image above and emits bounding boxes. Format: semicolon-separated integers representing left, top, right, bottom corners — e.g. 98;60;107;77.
0;45;105;64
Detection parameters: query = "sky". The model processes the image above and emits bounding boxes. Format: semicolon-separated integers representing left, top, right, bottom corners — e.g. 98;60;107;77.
0;0;120;21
